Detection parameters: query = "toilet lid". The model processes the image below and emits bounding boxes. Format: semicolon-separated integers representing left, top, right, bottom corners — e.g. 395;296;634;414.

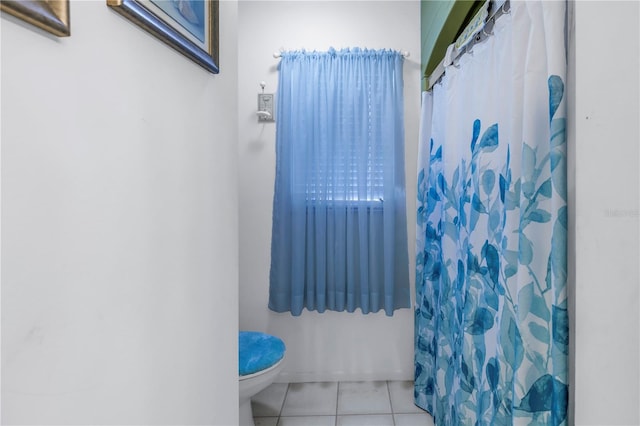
239;331;286;376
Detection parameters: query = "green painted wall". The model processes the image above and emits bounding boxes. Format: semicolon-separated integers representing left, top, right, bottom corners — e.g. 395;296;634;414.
421;0;480;89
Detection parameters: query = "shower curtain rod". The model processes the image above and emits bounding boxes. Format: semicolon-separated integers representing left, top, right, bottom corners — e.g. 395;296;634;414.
273;49;410;58
427;0;510;90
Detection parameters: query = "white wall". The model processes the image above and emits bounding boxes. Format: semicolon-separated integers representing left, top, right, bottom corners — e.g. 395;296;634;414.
237;0;421;382
570;1;640;424
1;1;239;424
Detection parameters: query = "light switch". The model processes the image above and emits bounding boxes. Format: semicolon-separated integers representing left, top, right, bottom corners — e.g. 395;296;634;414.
258;93;275;122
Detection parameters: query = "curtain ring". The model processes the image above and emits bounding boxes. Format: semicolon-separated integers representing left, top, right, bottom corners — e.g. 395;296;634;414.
482;26;493;37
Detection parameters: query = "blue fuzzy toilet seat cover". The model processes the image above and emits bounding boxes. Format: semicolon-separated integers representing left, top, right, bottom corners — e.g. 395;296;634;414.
239;331;286;376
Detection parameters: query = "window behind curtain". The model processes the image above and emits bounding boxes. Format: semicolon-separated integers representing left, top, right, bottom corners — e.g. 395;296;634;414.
269;48;410;316
302;68;385;203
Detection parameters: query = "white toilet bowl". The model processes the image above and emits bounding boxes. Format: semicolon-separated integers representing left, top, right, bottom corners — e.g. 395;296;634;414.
239;355;285;425
239;332;286;426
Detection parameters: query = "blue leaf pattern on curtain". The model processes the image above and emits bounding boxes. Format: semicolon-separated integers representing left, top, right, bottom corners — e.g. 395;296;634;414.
414;2;568;424
416;78;568;424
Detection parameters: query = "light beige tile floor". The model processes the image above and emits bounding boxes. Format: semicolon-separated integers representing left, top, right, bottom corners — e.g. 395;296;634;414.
251;380;435;426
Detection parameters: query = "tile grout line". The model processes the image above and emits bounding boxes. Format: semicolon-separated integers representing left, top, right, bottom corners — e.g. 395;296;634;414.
386;380;397;426
334;381;340;426
276;382;290;425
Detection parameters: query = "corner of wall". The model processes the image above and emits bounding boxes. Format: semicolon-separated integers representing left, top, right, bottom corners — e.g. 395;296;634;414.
564;2;576;425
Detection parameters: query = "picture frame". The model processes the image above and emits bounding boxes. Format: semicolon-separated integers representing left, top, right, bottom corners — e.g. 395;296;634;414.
107;0;219;74
0;0;70;37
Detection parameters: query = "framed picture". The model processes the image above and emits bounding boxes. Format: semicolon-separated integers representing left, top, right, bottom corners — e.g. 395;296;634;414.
0;0;70;37
107;0;219;73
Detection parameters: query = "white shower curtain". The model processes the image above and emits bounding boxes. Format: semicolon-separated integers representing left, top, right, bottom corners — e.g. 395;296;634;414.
415;1;568;424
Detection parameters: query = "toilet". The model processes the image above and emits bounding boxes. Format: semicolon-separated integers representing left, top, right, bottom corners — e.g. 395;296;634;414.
239;331;286;426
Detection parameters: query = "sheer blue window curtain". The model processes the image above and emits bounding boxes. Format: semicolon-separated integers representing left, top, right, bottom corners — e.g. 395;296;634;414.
269;48;410;316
